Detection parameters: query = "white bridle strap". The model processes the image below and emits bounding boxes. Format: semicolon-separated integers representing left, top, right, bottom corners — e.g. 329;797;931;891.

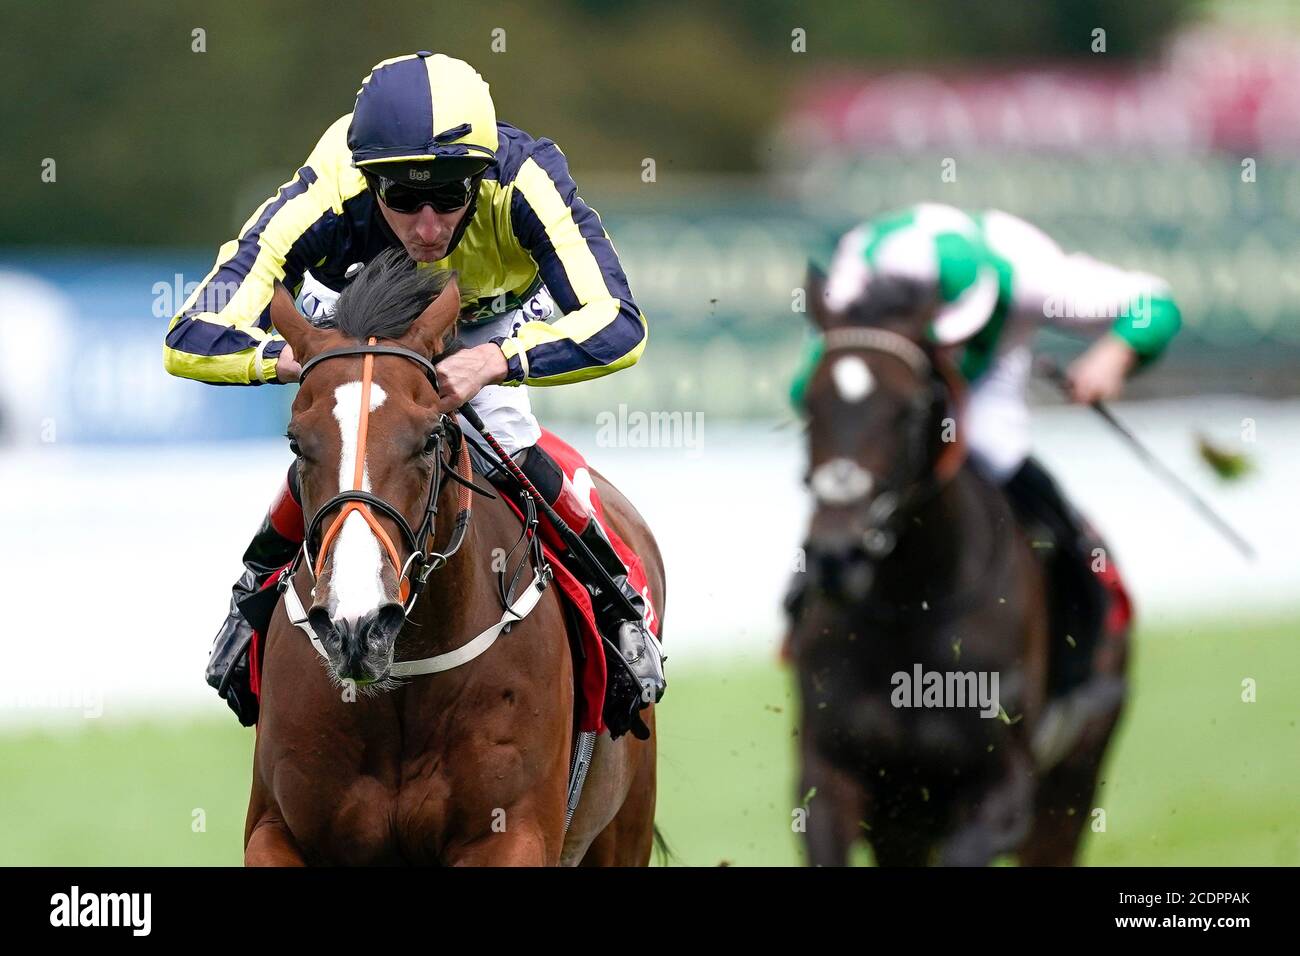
823;327;930;377
279;566;549;677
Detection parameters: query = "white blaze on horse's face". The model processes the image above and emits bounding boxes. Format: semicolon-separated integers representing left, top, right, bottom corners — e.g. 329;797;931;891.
328;380;389;622
831;355;875;402
811;457;874;506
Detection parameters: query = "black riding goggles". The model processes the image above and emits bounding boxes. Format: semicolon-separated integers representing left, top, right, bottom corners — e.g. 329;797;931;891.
367;172;477;214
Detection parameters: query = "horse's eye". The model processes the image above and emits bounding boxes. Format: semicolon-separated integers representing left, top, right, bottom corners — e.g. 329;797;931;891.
288;436;302;458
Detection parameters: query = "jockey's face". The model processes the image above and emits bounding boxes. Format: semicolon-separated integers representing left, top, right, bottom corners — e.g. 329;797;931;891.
377;200;470;263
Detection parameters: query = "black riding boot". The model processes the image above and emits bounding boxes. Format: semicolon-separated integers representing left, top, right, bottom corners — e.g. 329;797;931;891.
206;465;303;726
493;444;666;739
1003;457;1108;698
574;514;668;718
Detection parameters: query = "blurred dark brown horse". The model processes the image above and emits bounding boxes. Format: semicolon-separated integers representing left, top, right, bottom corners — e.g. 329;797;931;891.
790;272;1126;866
244;261;662;865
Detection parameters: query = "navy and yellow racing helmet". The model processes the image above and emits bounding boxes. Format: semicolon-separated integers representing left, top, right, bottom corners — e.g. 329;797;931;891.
348;51;498;182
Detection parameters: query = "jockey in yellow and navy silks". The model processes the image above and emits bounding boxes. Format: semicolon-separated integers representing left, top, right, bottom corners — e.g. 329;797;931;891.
164;53;646;392
167;53;664;734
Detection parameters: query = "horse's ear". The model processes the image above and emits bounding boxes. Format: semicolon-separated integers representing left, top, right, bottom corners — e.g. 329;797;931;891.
805;263;838;331
269;282;316;360
400;273;461;357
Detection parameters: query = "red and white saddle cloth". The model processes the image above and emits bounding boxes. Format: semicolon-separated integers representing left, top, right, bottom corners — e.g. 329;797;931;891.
249;428;659;734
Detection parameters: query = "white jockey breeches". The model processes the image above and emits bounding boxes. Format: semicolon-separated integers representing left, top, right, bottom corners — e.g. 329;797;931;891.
455;290;554;456
964;343;1032;484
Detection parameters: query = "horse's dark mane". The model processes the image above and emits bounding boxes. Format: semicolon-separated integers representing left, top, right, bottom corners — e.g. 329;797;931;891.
323;247;455;341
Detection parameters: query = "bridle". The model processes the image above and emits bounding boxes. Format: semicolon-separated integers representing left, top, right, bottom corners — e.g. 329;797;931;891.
266;331;587;832
294;338;479;617
801;325;1023;622
268;334;550;680
814;326;967;560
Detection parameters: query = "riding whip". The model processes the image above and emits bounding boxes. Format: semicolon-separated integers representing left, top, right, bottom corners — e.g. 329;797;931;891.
1035;356;1255;560
457;404;649;623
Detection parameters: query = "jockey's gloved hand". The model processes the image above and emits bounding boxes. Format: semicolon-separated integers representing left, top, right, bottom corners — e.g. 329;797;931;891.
299;271;341;320
433;343;508;412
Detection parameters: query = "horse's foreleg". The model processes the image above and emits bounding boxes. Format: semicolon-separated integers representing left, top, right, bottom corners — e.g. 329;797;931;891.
245;816;306;866
936;745;1036;867
1019;694;1126;866
799;741;866;867
576;720;658;867
444;821;558;867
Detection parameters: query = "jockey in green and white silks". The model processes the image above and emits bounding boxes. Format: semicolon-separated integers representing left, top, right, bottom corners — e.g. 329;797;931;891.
791;203;1181;727
793;202;1181;482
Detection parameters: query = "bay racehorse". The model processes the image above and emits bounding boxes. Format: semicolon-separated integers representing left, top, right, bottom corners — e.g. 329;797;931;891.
789;271;1128;866
243;262;662;865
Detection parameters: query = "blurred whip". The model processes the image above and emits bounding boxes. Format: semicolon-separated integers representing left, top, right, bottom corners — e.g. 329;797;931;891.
1035;356;1256;561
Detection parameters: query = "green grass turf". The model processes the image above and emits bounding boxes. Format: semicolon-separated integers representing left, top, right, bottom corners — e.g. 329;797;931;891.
2;615;1296;866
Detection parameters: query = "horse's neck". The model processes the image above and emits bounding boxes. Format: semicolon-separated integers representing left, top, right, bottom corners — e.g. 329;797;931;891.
874;468;994;605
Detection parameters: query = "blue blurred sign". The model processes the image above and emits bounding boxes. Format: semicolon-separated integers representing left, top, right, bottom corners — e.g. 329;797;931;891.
0;251;290;444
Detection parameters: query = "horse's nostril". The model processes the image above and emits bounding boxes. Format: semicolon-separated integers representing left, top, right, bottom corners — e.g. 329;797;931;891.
811;534;863;563
839;561;875;602
373;602;406;638
308;606;337;644
808;538;875;603
303;603;405;681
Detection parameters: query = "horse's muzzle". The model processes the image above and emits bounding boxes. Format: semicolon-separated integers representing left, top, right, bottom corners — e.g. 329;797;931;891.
805;537;877;604
308;602;407;684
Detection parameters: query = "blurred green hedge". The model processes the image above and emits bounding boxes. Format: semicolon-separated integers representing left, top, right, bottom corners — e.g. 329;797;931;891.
1;0;1193;246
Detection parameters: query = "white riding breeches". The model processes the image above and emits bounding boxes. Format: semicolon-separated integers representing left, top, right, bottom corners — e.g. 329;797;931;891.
964;343;1032;484
297;271;551;457
960;209;1176;485
455;291;553;456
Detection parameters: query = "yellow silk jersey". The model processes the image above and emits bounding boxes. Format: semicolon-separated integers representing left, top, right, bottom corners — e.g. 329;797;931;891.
163;114;647;387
